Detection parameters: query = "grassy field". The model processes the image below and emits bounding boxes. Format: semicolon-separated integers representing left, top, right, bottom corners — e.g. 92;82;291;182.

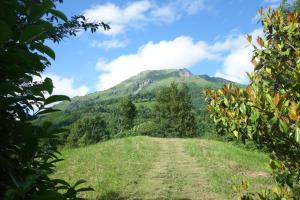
53;136;273;199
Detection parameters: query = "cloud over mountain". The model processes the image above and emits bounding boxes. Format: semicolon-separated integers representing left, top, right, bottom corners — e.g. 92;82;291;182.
95;28;262;90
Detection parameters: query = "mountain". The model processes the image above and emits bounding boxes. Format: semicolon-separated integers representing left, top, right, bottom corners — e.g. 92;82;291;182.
39;68;232;138
57;68;229;109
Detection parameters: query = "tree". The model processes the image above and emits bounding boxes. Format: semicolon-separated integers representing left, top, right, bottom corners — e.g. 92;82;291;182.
0;0;109;199
68;115;109;147
155;82;197;137
204;6;300;199
116;97;137;131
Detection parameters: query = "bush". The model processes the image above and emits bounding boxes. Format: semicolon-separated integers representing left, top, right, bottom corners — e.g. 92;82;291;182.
132;121;158;136
205;6;300;199
67;115;110;147
0;0;108;198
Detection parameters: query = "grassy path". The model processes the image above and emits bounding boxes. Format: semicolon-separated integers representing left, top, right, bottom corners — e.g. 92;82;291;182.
54;137;272;199
131;138;220;199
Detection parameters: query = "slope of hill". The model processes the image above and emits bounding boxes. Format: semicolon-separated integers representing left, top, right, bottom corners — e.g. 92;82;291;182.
37;69;235;144
54;68;231;110
53;136;272;199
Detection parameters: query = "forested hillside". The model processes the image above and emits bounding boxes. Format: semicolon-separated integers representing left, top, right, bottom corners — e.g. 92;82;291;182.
38;68;233;147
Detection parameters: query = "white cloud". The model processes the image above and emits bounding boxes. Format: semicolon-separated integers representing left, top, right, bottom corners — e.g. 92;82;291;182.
215;29;263;83
96;36;216;90
90;39;129;49
150;4;180;24
83;1;152;36
176;0;205;15
211;34;245;52
35;74;89;98
83;0;206;36
95;29;264;90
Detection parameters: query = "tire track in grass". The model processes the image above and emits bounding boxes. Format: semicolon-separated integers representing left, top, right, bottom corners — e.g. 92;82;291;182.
131;138;220;200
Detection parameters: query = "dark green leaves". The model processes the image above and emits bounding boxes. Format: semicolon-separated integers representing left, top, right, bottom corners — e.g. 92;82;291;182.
0;20;12;47
45;95;71;105
27;0;54;22
0;0;109;198
155;82;197;137
49;9;68;22
43;77;54;94
32;43;55;60
20;25;46;43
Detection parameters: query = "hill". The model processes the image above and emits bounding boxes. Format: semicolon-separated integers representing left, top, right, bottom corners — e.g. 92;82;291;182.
53;136;273;199
38;69;234;145
55;68;230;110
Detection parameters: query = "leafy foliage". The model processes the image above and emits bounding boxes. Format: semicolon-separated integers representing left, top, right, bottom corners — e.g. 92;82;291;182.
116;97;137;131
67;115;109;147
132;121;158;136
204;6;300;199
155;82;197;137
0;0;108;199
35;69;225;144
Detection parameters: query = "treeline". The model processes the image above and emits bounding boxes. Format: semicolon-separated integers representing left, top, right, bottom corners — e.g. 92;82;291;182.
54;82;213;148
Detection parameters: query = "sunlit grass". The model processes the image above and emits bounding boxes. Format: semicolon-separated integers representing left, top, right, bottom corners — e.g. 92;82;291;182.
53;136;274;199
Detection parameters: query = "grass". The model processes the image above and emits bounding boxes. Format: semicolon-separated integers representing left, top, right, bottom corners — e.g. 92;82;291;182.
53;136;274;199
184;139;273;198
53;137;159;199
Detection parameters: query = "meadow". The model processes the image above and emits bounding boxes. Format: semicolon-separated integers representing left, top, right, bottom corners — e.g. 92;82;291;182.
53;136;273;199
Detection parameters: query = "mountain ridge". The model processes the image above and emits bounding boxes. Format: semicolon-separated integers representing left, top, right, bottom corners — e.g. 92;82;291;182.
84;68;230;99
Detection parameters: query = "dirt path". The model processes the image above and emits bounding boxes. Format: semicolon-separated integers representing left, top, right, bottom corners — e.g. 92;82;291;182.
130;138;220;200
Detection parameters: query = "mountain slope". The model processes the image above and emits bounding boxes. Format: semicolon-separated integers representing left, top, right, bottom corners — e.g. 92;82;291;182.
56;68;229;111
39;69;233;136
57;68;230;109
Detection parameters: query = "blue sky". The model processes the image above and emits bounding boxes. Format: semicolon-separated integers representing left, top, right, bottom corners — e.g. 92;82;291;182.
45;0;281;97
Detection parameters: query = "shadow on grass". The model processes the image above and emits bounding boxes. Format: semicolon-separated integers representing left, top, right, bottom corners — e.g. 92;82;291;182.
96;191;192;200
96;191;128;200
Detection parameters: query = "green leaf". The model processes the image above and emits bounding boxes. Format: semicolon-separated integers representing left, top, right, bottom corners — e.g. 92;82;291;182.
23;175;39;193
3;188;19;200
240;103;246;114
296;126;300;144
289;101;298;121
36;108;61;116
73;179;87;188
0;20;12;47
32;43;55;60
43;78;54;94
44;95;70;105
28;0;54;22
279;120;288;133
269;159;282;170
233;130;239;138
20;25;46;43
76;187;94;192
49;9;68;22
